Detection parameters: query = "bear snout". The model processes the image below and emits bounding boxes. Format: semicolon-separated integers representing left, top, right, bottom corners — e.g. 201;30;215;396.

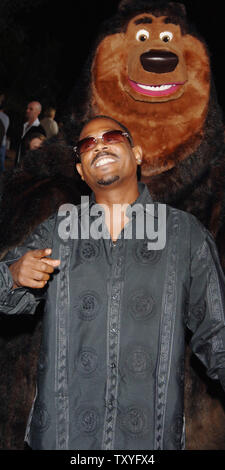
140;50;179;74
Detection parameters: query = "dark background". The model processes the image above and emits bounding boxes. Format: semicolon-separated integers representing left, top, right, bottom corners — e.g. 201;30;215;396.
0;0;224;148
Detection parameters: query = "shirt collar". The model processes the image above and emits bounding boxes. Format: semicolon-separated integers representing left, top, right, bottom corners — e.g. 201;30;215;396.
24;118;40;130
90;183;153;207
134;182;154;206
88;183;157;219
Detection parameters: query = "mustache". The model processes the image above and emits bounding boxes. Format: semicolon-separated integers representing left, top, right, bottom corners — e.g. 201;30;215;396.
91;151;119;166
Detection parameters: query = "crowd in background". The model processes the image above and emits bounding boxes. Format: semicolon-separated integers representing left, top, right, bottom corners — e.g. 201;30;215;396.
0;93;60;173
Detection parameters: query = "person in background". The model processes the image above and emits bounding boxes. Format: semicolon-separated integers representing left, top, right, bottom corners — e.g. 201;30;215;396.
15;101;46;167
25;132;46;152
40;106;59;139
0;96;10;173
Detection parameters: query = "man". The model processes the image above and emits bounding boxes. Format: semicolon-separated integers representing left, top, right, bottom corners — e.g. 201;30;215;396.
40;107;59;139
15;101;46;167
0;116;225;450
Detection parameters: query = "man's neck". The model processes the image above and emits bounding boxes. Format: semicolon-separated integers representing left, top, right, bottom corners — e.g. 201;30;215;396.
94;180;139;208
26;118;38;127
94;180;140;242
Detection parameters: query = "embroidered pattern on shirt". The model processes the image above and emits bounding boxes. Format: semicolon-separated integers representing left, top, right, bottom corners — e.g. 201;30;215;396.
154;210;179;450
102;244;124;450
74;291;101;321
78;240;100;263
188;301;206;329
134;239;162;264
55;244;70;449
76;347;99;377
119;405;150;437
129;290;155;321
123;343;154;378
76;406;101;434
31;400;51;432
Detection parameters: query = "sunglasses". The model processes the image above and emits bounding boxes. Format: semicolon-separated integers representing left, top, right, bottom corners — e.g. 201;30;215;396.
74;129;132;160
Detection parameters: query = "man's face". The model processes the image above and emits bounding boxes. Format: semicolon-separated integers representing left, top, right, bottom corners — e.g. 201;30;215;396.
29;137;43;150
76;118;142;191
25;102;40;122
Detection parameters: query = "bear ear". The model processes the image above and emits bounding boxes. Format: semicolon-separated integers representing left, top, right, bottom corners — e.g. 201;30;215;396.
118;0;187;17
168;2;187;17
118;0;154;12
118;0;135;11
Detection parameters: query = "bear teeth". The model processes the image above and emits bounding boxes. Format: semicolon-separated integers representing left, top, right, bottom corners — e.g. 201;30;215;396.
138;84;174;91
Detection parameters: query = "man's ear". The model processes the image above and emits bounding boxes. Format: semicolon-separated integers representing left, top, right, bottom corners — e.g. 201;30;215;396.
76;163;84;180
133;145;143;165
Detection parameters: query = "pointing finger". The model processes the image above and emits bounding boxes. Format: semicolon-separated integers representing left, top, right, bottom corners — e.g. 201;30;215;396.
42;258;61;267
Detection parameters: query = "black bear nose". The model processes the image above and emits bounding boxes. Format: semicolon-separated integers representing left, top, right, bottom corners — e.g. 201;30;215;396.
140;50;179;73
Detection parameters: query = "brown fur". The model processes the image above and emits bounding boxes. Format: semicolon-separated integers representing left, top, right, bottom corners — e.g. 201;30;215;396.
92;14;210;176
68;1;225;449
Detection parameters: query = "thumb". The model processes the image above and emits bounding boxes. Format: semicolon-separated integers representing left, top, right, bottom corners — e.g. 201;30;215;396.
32;248;52;258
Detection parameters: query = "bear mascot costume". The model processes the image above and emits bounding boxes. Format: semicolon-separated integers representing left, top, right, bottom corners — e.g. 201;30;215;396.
68;0;225;448
0;0;225;450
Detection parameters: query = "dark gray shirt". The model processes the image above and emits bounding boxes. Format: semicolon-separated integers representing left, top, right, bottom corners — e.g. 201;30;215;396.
0;184;225;450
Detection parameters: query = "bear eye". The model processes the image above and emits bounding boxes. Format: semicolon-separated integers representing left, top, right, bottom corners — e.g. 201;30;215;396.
159;31;173;42
136;29;150;42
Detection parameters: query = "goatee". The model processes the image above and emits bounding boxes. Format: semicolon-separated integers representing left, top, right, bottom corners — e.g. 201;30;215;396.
97;175;120;186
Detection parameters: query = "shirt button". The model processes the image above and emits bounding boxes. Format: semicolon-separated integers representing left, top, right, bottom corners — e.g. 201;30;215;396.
112;293;118;301
107;397;114;409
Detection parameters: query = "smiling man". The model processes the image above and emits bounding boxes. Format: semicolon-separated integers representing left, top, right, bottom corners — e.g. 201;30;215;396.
0;115;225;451
75;116;142;241
75;115;142;187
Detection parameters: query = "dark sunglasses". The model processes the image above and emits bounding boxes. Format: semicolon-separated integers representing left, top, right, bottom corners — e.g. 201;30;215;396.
74;129;132;160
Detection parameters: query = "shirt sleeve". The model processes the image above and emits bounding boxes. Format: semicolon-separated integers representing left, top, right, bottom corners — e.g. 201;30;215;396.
186;223;225;390
0;214;56;315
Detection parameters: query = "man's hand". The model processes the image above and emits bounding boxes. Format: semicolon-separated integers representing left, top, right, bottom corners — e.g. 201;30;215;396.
9;248;60;289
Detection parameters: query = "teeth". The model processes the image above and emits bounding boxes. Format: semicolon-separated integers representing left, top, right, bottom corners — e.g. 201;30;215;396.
138;84;175;91
96;158;115;167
